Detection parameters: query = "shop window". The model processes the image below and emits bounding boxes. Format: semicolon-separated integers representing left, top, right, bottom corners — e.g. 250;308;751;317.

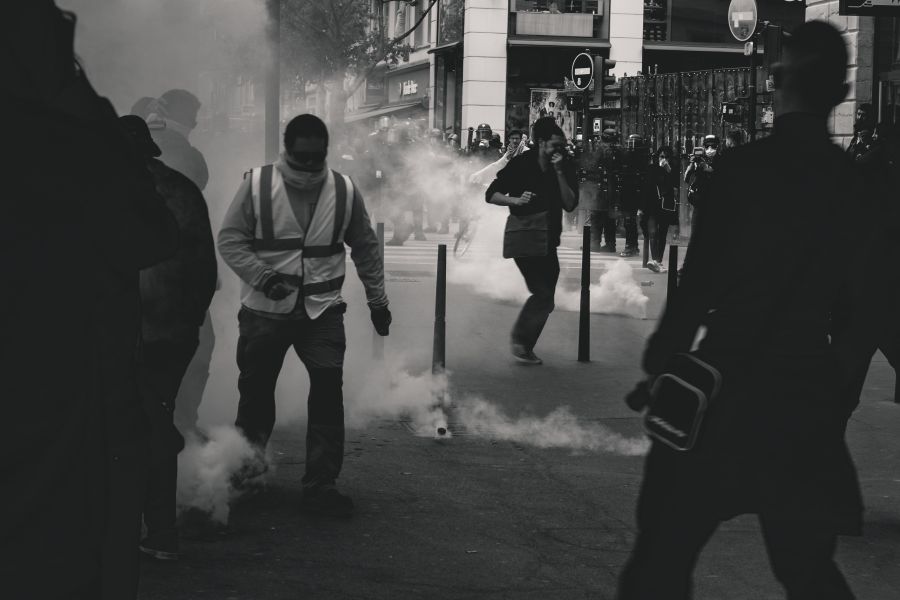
643;0;668;42
512;0;600;14
438;0;464;45
668;0;803;45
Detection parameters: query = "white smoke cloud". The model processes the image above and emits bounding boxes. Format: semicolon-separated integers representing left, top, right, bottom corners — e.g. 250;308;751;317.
448;209;649;319
176;426;258;524
344;355;452;438
455;397;649;456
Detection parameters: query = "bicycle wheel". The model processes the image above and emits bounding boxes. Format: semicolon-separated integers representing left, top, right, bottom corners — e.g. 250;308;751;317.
453;221;478;257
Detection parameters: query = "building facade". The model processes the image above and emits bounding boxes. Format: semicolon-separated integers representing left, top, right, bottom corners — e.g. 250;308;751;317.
343;0;899;148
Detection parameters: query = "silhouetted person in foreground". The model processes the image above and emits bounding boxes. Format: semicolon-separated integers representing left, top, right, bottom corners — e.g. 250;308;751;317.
619;21;863;599
0;3;178;598
120;115;217;562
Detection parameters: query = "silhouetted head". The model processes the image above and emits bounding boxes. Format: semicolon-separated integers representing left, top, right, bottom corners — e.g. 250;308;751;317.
284;114;329;172
772;20;849;116
159;89;201;129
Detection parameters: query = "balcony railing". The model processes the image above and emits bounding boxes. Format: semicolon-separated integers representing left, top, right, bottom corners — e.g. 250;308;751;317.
509;0;604;38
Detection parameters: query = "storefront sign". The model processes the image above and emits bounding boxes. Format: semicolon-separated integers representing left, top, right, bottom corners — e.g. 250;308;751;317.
387;66;429;104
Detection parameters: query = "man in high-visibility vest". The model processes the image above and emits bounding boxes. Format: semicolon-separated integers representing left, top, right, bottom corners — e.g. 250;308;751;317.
218;114;391;517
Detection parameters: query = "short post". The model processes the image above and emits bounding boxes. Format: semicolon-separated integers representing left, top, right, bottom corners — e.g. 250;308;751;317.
374;222;385;360
666;244;679;303
578;226;591;362
433;244;447;374
642;228;650;268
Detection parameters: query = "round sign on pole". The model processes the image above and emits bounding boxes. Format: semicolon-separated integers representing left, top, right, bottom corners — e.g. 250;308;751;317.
571;52;594;91
728;0;758;43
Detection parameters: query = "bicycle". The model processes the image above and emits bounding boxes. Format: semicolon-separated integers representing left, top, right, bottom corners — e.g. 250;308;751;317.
453;215;479;258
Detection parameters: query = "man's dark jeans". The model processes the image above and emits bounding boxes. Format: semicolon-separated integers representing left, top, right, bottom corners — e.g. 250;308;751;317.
174;312;215;437
511;250;560;351
235;306;346;490
138;337;199;535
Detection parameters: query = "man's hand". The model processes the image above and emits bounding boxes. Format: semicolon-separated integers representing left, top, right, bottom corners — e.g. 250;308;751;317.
262;274;297;300
371;305;392;336
625;380;653;412
511;191;536;206
551;151;565;173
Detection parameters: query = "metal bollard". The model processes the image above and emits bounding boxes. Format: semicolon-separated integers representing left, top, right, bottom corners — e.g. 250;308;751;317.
433;244;447;374
642;230;650;268
666;244;679;303
374;222;385;360
578;226;590;362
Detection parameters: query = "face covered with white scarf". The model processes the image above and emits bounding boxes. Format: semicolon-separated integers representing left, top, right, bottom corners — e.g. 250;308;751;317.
276;136;329;190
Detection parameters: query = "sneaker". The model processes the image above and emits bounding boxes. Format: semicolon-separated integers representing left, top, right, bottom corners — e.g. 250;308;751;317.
140;529;179;561
300;486;354;518
511;343;543;365
619;247;640;257
593;245;616;253
647;260;661;273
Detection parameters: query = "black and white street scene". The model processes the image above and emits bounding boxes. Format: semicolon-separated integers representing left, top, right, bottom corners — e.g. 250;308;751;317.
5;0;900;598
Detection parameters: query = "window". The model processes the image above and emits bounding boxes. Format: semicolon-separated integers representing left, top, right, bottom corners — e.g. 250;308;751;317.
438;0;464;45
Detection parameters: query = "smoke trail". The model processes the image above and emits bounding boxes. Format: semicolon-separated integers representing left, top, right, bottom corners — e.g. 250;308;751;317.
176;426;258;523
344;355;452;438
448;210;649;319
455;397;649;456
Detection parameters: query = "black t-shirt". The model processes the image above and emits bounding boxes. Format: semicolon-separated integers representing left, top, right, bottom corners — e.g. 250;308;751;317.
485;150;577;246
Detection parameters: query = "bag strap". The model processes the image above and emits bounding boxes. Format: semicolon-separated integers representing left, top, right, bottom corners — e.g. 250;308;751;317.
258;164;275;242
331;170;347;246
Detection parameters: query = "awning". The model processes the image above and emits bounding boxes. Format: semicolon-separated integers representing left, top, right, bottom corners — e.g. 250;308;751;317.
344;101;425;123
387;59;430;75
508;36;610;48
643;41;749;54
428;41;462;54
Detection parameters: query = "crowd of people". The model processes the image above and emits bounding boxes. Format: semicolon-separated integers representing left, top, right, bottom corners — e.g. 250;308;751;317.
4;4;899;599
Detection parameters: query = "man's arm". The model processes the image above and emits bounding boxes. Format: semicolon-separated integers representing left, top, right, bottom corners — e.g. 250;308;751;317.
343;183;388;309
485;159;530;207
554;156;577;212
216;177;275;291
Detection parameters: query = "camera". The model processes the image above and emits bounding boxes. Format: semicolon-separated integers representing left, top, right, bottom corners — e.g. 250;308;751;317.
691;147;705;162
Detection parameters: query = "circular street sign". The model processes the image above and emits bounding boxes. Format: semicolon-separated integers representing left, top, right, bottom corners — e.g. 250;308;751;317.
728;0;758;43
571;52;594;91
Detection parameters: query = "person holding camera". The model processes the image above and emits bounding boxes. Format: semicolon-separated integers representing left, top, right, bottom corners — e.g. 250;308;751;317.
683;134;719;237
485;117;577;365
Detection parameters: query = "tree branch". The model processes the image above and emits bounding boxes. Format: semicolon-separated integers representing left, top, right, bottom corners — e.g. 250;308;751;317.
346;0;437;97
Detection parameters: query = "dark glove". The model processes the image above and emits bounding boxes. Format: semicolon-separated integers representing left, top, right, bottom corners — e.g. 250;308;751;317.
370;305;392;336
625;380;653;412
262;273;296;301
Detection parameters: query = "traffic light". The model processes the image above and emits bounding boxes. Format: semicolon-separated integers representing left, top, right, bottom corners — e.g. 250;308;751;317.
763;24;784;72
592;57;616;107
566;94;584;111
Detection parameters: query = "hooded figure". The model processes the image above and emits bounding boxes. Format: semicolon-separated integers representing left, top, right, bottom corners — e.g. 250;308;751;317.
0;3;178;598
151;88;209;191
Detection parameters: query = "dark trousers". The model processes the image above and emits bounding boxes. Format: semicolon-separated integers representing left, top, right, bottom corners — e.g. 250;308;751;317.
590;210;617;248
235;307;346;490
174;312;215;436
511;251;560;350
624;210;639;249
618;446;854;600
640;214;670;262
138;338;198;535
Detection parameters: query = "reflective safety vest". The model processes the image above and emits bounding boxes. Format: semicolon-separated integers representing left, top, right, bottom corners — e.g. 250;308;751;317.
240;165;353;319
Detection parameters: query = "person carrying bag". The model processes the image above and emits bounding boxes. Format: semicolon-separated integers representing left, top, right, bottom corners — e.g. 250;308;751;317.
485;117;578;364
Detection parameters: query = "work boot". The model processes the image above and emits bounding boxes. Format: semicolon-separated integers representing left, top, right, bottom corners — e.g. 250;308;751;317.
230;448;269;491
511;343;543;365
592;244;616;253
619;246;639;258
301;486;354;518
140;529;179;561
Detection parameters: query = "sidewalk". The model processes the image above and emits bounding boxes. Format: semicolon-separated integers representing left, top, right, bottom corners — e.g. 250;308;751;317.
138;271;900;600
